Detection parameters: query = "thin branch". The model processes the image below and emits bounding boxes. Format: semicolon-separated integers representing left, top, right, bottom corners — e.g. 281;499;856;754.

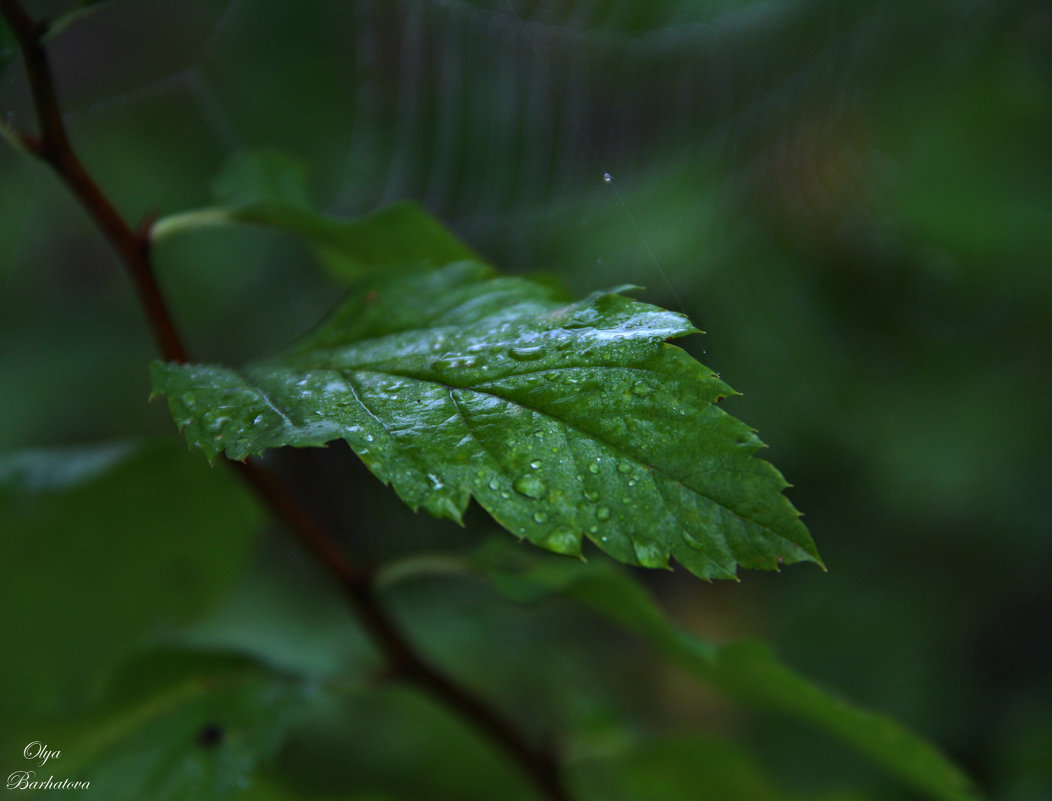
0;0;187;364
0;3;569;799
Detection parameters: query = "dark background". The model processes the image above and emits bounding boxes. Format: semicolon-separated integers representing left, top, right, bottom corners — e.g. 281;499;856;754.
1;1;1050;799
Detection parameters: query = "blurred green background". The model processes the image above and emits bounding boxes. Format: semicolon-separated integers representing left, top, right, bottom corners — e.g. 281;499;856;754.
1;1;1050;799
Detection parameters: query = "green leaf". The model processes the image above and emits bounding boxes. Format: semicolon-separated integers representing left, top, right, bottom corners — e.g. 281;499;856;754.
151;149;477;279
152;259;819;580
572;734;859;801
398;541;981;801
9;650;307;801
0;440;260;719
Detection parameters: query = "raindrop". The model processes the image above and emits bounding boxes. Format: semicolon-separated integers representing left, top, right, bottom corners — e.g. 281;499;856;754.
546;526;579;555
603;172;613;183
533;511;548;524
514;474;547;499
529;460;542;470
596;507;611;521
365;434;375;442
508;345;545;361
633;541;669;569
501;490;512;499
488;478;501;491
683;532;706;551
588;461;601;475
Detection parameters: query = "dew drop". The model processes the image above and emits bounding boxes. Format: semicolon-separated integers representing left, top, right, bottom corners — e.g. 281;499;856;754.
596;507;611;521
683;532;706;551
603;172;613;183
631;381;651;397
514;474;547;499
488;478;501;491
584;490;600;502
633;541;669;569
365;434;375;442
545;526;580;555
628;479;637;487
529;460;542;470
618;462;632;474
533;511;548;524
622;497;631;504
508;345;545;361
252;414;263;426
588;461;601;475
501;490;512;499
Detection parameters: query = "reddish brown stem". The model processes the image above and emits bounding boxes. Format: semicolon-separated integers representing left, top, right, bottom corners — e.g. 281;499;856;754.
1;0;187;364
0;3;569;799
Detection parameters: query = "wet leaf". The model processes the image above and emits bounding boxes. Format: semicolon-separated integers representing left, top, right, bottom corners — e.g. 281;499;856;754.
152;259;819;580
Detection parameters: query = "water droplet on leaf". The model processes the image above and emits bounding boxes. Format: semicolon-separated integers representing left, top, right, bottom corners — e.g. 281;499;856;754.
545;526;579;555
508;345;545;361
683;532;705;551
513;474;547;499
633;541;669;569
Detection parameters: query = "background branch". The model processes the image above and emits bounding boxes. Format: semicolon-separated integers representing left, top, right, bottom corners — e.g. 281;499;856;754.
0;3;568;799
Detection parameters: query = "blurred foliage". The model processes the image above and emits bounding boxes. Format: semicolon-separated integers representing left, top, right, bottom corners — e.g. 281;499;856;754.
1;0;1050;799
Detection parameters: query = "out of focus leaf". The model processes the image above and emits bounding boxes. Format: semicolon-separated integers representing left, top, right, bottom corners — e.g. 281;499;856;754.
571;733;873;801
152;260;819;580
19;649;307;801
0;440;260;719
381;540;982;801
151;150;477;278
